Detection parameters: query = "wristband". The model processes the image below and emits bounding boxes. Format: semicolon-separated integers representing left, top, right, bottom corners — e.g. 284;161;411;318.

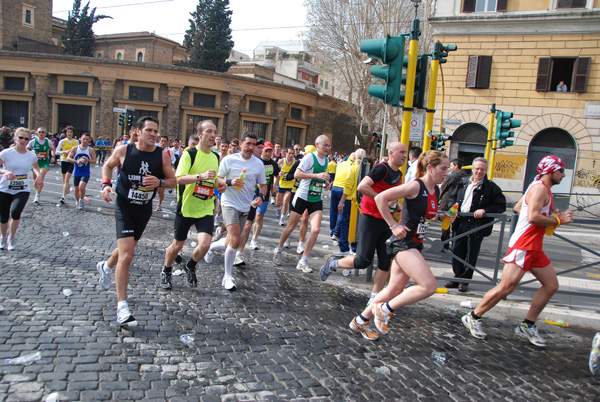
390;223;398;230
226;179;232;186
555;217;561;226
260;194;266;201
160;179;165;188
101;178;111;185
101;182;112;190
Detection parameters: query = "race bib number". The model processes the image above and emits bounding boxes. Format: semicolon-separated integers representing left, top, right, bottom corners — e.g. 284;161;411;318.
415;220;431;239
37;152;47;160
8;175;27;191
127;188;152;203
308;180;323;197
193;181;214;200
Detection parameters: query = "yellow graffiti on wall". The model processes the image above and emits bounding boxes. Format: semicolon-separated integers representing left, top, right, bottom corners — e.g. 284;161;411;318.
493;154;527;180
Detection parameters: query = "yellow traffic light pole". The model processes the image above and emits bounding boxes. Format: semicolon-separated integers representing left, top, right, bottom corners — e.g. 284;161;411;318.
485;104;496;163
422;58;439;152
400;19;420;176
488;110;499;181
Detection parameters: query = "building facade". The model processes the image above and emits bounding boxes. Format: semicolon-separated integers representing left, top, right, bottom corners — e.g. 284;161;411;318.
430;0;600;210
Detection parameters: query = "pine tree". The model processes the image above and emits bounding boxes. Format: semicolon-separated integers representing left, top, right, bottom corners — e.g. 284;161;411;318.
62;0;111;57
181;0;235;72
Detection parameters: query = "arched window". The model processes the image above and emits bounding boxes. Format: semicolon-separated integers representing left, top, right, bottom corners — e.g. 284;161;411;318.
117;53;123;60
137;52;143;62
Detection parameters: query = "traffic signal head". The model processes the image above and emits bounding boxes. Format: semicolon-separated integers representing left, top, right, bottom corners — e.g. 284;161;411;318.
399;54;428;109
361;35;406;106
495;111;521;149
126;115;134;130
438;134;451;152
118;113;126;127
430;134;438;150
434;42;457;64
373;132;382;149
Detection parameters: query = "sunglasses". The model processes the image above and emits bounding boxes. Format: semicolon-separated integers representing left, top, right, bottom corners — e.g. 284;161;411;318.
37;131;47;134
558;168;564;173
18;136;30;140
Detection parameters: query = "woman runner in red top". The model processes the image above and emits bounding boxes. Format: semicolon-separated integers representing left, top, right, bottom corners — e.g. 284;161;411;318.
349;150;454;341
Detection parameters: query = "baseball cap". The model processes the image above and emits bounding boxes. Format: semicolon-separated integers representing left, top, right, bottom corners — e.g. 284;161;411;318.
264;141;274;150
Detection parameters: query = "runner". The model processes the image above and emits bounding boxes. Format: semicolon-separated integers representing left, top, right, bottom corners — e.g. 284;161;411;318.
95;116;176;327
461;155;573;346
0;128;43;250
273;135;331;273
161;120;224;290
275;147;298;226
55;126;79;205
320;142;407;306
346;150;450;341
204;133;267;290
66;132;97;210
27;127;55;204
155;135;170;211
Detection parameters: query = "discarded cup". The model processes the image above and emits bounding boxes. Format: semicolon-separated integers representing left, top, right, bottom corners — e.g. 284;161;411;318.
163;214;169;218
62;289;72;297
170;201;176;206
376;366;390;375
180;334;195;346
323;245;329;249
5;351;42;365
460;301;473;308
444;305;458;312
62;231;69;237
342;269;352;277
97;207;102;212
431;351;446;363
45;392;60;402
436;288;448;294
190;241;198;247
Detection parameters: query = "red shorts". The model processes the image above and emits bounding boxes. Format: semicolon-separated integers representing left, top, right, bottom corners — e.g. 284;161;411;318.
502;247;552;272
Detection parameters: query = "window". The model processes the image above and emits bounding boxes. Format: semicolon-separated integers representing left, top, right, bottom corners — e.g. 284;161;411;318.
557;0;587;8
137;52;143;62
25;10;31;24
117;53;123;60
285;127;302;148
97;53;102;58
463;0;507;13
248;100;266;114
536;57;591;93
129;86;154;101
193;93;216;108
298;72;302;80
64;81;88;96
325;81;329;89
466;56;493;89
187;115;219;138
4;77;25;91
22;5;35;26
244;121;267;139
290;107;303;120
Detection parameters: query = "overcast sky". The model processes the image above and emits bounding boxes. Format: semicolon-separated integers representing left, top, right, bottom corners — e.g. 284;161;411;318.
52;0;308;56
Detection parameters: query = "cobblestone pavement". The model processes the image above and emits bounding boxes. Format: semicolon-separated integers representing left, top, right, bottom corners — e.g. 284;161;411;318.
1;169;599;401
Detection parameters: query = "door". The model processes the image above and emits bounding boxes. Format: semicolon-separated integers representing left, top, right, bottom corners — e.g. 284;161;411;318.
2;100;29;128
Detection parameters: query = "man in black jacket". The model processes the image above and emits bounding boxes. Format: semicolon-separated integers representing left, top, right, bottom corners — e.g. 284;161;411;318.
446;157;506;292
439;158;469;249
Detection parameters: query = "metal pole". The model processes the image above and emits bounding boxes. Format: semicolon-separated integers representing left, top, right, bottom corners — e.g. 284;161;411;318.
488;108;499;181
423;56;439;152
485;104;496;162
380;104;388;161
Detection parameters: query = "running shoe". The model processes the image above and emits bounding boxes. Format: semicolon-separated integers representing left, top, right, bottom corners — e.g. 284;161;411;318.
283;238;290;248
270;197;275;205
160;267;172;290
515;322;547;347
6;237;16;251
296;242;305;254
273;248;282;266
0;237;6;250
275;207;281;218
155;204;162;212
59;196;66;205
222;276;236;291
213;227;224;241
204;249;215;264
349;317;378;341
462;313;487;340
279;216;286;226
79;199;85;210
332;241;339;247
366;294;376;307
96;261;111;290
184;265;198;287
589;332;600;375
117;305;137;327
234;253;245;266
331;234;340;242
249;238;259;250
319;254;338;281
33;194;40;204
75;200;82;210
296;259;312;273
372;302;394;335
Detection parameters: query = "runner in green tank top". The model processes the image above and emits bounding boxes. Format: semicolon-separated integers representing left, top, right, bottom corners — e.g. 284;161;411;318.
27;127;55;204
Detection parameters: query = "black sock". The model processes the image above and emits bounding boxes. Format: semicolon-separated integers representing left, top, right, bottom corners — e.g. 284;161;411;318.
163;266;172;273
385;302;395;313
524;319;536;327
471;311;481;320
186;258;197;270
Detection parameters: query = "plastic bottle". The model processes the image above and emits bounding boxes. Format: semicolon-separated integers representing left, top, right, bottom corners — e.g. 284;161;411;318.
545;319;569;327
441;203;458;230
460;301;473;308
376;366;391;375
431;352;446;363
45;392;60;402
235;169;246;190
5;351;42;365
180;334;195;346
342;269;352;277
545;210;560;236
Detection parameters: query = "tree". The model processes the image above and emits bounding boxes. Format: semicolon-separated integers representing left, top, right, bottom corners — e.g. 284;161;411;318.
180;0;235;72
304;0;436;152
62;0;111;57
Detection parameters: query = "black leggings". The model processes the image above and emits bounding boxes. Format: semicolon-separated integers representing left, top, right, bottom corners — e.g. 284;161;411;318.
0;191;30;223
353;214;393;272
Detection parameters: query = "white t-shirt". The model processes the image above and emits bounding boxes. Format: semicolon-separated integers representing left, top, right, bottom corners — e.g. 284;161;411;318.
0;148;38;194
219;153;266;213
405;160;418;183
294;152;328;202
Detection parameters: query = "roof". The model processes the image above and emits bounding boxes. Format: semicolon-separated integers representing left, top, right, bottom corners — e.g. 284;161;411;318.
95;32;183;47
254;40;307;54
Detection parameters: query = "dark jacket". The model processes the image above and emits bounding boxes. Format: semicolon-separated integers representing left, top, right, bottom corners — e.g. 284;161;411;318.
439;169;469;212
449;176;506;237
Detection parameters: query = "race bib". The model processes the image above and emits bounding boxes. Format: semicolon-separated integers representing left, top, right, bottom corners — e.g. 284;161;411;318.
415;220;431;239
127;188;152;203
37;152;47;160
8;175;27;191
193;181;214;200
308;180;323;197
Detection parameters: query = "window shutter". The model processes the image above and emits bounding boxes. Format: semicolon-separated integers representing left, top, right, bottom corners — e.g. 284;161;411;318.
476;56;493;88
572;57;591;93
466;56;479;88
558;0;586;8
557;0;571;8
497;0;508;12
535;58;551;92
463;0;476;13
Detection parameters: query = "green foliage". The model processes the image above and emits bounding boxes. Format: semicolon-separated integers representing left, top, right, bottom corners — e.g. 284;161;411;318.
61;0;111;57
181;0;235;72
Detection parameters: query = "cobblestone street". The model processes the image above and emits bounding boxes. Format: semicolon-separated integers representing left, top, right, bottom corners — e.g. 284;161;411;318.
1;175;599;401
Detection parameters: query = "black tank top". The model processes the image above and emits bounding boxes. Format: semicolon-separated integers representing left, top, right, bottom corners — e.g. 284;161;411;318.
400;178;440;243
116;143;165;205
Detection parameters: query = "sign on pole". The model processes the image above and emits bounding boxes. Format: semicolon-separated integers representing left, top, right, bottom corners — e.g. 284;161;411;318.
409;114;424;142
113;107;126;113
125;105;135;112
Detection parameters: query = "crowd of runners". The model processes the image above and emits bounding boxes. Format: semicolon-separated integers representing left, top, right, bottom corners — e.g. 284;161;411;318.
1;118;598;374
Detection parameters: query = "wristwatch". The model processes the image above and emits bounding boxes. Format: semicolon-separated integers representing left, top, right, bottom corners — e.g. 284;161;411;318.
159;179;165;188
196;174;200;181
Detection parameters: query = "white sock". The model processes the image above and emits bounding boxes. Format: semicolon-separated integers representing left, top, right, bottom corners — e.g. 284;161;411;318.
117;300;128;310
275;246;282;253
103;262;112;273
355;315;367;325
370;291;378;299
210;237;227;251
224;246;236;278
382;303;393;314
300;255;308;263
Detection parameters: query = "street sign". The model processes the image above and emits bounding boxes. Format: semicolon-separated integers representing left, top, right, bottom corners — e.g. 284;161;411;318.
443;118;462;126
125;105;135;112
409;114;424;142
113;107;126;113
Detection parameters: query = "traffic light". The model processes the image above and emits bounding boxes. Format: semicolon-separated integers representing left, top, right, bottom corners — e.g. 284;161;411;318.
118;113;126;127
430;134;439;150
437;134;452;152
495;111;521;149
360;35;406;106
126;114;134;130
373;132;382;152
400;54;428;109
434;42;457;64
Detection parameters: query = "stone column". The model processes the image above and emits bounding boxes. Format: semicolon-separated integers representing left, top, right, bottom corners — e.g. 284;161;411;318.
166;85;184;139
272;100;289;145
31;74;51;130
98;79;117;142
226;94;244;140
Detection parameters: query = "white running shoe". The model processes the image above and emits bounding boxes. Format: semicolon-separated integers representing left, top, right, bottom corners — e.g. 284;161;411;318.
96;261;111;290
249;238;259;250
273;248;282;266
296;259;313;273
270;197;275;205
117;304;137;327
275;207;281;217
296;242;305;254
204;249;215;264
34;194;40;204
279;216;286;226
233;253;245;266
283;238;290;248
7;237;16;251
222;276;236;291
76;200;82;210
0;237;6;250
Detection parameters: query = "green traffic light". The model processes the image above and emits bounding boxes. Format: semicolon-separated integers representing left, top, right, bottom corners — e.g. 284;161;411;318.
361;35;406;106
